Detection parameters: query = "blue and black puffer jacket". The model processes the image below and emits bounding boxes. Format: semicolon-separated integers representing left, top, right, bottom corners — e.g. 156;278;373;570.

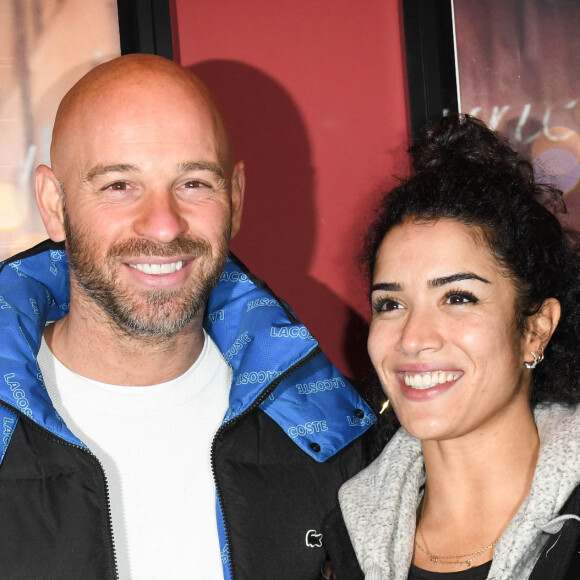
0;240;374;580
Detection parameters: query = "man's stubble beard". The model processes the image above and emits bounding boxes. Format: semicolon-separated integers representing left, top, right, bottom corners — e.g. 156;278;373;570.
63;208;230;339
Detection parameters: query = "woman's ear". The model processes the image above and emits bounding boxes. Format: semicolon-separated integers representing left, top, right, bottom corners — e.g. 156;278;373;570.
523;298;561;365
34;165;66;242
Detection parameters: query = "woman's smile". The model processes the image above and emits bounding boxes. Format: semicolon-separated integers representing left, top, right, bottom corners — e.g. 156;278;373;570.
368;219;532;442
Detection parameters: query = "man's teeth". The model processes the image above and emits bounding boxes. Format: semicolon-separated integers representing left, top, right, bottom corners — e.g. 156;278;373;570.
129;261;185;275
404;371;459;390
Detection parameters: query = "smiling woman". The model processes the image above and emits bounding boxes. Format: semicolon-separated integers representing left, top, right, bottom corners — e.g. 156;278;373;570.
324;115;580;580
368;219;543;443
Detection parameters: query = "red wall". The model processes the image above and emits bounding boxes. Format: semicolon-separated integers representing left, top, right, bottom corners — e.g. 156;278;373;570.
170;0;410;381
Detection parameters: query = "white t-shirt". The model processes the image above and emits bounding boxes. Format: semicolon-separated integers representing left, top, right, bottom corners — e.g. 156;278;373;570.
38;332;232;579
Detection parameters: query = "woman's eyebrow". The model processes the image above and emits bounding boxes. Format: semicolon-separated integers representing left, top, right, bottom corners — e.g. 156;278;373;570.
428;272;490;287
371;282;402;293
370;273;490;296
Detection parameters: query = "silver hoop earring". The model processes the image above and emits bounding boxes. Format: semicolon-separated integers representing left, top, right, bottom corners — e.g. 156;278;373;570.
524;351;544;369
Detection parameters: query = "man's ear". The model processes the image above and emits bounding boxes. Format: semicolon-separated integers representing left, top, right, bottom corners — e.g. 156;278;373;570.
34;165;66;242
230;161;245;239
523;298;561;366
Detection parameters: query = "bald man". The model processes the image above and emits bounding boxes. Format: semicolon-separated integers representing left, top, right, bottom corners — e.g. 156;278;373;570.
0;55;372;579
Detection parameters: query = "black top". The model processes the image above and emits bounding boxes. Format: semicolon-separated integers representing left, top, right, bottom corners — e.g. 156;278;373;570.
408;561;492;580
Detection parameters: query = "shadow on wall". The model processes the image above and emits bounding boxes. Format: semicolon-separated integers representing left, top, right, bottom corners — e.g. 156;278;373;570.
190;60;373;385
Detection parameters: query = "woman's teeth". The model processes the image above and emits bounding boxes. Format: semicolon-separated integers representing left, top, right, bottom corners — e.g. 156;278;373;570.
404;371;459;390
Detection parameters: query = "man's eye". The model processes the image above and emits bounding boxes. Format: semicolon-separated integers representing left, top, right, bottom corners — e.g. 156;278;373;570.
184;180;210;189
106;182;129;191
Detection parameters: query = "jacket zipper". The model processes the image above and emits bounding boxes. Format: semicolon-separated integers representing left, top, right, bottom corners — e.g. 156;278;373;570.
0;402;119;579
0;341;322;579
210;346;321;580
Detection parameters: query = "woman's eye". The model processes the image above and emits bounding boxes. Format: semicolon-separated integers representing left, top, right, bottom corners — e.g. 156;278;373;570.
373;298;403;313
445;292;478;305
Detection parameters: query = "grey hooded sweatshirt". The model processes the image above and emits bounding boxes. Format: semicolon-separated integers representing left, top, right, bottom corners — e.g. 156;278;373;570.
339;404;580;580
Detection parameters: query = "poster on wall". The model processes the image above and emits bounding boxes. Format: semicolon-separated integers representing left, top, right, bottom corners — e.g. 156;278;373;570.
0;0;120;261
453;0;580;231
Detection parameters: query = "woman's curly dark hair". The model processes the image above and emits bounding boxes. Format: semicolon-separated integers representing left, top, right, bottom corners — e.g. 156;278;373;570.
362;114;580;451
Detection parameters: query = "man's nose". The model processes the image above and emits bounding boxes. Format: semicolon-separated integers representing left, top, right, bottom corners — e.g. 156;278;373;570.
133;192;188;243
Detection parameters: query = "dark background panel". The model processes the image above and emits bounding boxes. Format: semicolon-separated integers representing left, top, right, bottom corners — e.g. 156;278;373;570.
116;0;173;58
402;0;458;141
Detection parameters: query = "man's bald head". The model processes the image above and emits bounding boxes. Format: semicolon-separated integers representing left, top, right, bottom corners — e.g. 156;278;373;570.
34;53;245;345
51;54;234;179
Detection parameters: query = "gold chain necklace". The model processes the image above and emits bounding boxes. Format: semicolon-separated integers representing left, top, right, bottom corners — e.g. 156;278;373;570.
415;520;499;569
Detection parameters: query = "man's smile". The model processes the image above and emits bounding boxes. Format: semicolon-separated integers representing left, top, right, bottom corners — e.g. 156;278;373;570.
128;260;186;275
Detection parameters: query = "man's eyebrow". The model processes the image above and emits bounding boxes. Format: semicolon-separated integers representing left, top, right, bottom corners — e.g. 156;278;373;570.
83;164;139;182
177;161;225;180
428;272;490;287
83;161;226;183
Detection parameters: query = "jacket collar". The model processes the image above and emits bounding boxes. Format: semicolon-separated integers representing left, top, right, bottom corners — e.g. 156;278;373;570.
0;243;373;460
